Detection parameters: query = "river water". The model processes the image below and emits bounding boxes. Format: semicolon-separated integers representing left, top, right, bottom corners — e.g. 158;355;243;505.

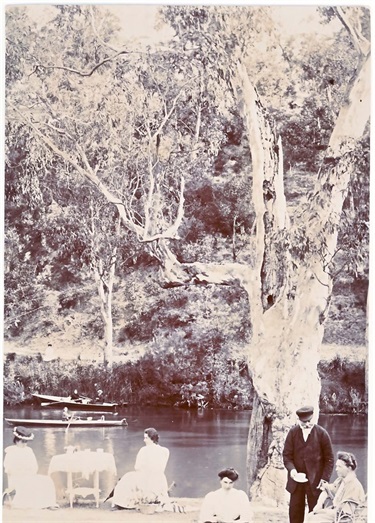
3;406;367;498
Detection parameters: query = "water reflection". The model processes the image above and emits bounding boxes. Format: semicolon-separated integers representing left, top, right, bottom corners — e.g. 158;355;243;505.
2;407;367;498
44;430;58;459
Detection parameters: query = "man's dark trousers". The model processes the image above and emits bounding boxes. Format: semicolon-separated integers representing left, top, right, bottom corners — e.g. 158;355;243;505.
289;481;320;523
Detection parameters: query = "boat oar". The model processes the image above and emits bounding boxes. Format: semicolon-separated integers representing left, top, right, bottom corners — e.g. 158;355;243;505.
65;414;77;433
41;396;92;407
41;401;67;407
65;418;72;433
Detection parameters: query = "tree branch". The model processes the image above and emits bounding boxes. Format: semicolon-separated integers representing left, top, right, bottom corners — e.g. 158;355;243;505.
140;175;185;242
335;6;370;57
31;49;137;77
89;5;120;53
151;86;186;140
9;102;145;238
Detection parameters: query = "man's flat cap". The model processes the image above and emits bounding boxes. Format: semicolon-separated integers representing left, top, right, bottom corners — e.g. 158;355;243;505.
296;406;314;421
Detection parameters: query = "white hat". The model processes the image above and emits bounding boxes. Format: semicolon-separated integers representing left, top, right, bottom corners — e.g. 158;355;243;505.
13;426;34;441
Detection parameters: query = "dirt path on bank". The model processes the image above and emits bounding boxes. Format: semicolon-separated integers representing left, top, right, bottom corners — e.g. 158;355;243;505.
3;340;367;364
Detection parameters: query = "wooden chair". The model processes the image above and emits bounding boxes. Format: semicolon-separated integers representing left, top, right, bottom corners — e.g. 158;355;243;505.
2;488;15;506
335;498;367;523
2;475;15;506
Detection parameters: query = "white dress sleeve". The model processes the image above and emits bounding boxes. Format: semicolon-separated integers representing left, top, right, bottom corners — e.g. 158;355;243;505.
198;491;216;523
198;489;251;523
237;489;252;521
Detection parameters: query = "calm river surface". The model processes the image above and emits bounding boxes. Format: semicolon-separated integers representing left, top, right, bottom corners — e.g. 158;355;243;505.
3;406;367;497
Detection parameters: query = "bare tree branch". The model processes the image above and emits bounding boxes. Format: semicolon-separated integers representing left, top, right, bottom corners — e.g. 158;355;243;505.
150;76;199;140
9;102;145;238
89;5;120;53
140;175;185;242
31;48;137;77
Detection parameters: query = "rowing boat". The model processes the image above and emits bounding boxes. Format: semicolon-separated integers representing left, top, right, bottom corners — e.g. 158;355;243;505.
32;393;120;411
5;416;128;428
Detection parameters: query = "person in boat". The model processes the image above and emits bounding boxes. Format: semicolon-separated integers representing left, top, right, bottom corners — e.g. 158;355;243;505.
3;426;58;510
305;451;365;523
198;467;251;523
70;389;83;402
62;407;72;421
110;427;170;510
94;383;104;402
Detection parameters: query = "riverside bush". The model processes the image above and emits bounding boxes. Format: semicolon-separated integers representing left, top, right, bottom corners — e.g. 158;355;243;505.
318;357;367;413
3;353;367;414
2;353;251;408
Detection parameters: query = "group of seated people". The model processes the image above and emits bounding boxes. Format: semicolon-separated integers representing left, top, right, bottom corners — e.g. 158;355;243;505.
69;386;104;403
3;425;366;523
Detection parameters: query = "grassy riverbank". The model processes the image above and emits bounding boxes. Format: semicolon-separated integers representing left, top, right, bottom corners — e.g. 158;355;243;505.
2;499;288;523
3;500;369;523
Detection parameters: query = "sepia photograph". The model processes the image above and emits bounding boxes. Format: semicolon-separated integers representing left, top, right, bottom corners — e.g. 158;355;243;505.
2;2;370;522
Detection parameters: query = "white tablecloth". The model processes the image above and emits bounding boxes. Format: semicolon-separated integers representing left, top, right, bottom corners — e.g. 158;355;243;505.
48;450;117;478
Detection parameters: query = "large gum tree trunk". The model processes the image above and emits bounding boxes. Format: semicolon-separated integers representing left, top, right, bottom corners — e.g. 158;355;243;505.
149;18;369;505
234;23;370;503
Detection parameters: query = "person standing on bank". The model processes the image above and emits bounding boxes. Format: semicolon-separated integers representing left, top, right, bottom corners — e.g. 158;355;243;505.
283;406;334;523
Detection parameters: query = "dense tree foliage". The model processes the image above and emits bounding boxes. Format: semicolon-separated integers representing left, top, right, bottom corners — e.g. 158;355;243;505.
5;6;368;352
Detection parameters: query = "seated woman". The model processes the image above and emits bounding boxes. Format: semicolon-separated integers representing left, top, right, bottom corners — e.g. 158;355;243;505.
198;467;251;523
306;451;365;523
111;427;170;509
4;426;58;510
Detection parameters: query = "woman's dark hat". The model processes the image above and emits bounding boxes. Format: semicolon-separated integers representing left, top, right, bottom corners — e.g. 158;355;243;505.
296;406;314;422
13;426;34;441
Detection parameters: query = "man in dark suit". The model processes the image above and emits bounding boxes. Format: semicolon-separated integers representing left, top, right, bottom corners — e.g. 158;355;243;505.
283;406;334;523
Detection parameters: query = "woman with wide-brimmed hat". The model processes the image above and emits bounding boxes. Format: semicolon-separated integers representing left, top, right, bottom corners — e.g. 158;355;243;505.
4;426;58;509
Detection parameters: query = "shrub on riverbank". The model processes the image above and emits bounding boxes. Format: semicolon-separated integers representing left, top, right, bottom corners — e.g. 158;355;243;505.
2;352;251;409
319;356;367;413
3;353;366;414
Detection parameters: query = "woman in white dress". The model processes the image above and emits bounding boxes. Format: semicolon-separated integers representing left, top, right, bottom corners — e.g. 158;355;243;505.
4;426;58;509
111;427;170;509
198;467;251;523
